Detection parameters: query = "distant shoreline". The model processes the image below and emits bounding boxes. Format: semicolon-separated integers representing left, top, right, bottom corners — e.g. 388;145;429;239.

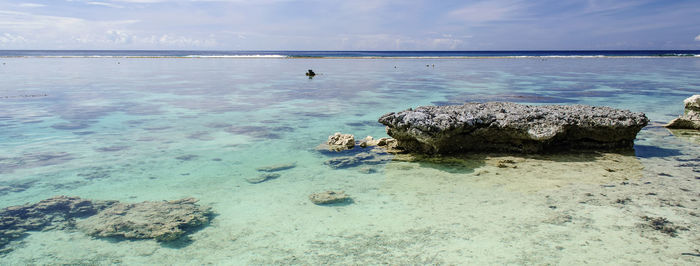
1;55;699;59
0;50;698;59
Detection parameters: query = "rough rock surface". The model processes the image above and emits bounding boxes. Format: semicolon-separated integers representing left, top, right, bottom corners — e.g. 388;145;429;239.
1;196;116;253
318;133;355;152
309;191;351;205
378;102;649;154
77;197;211;242
665;95;700;130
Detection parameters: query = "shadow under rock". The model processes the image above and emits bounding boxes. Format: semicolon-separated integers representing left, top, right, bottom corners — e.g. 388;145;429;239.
634;144;683;158
390;149;642;174
393;154;486;174
315;198;355;207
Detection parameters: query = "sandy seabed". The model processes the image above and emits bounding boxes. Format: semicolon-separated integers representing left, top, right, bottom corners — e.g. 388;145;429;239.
2;128;698;265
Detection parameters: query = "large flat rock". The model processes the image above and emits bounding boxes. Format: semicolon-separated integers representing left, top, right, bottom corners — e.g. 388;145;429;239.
378;102;648;154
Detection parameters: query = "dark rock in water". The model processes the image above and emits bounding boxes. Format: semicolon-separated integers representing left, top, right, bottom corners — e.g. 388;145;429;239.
309;190;350;205
305;69;316;78
323;148;393;169
665;95;700;130
0;196;116;253
77;198;212;242
255;162;296;172
245;173;281;184
51;122;90;130
325;153;369;168
378;102;649;154
96;145;129;152
1;196;212;252
175;154;199;161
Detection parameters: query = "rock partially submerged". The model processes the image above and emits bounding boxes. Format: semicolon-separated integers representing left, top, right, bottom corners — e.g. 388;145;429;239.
324;148;393;169
246;173;281;184
317;132;355;152
78;198;211;242
1;196;116;253
378;102;649;154
1;196;212;253
309;191;351;205
255;162;296;172
665;95;700;130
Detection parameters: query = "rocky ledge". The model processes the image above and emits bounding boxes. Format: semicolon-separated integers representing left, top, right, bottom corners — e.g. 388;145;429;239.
665;95;700;130
378;102;649;154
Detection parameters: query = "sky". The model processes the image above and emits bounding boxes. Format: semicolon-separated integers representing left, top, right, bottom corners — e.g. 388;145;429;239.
0;0;698;50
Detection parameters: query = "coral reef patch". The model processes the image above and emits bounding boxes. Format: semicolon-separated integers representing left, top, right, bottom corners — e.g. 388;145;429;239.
1;196;212;253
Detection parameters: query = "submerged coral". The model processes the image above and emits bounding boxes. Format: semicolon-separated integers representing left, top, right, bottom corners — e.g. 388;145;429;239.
1;196;116;253
1;196;212;253
78;198;212;241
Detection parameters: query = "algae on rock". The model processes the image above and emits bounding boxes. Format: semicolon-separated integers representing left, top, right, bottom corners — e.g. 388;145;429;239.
77;197;212;241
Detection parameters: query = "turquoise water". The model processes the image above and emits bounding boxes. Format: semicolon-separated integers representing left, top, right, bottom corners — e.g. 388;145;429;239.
1;57;699;264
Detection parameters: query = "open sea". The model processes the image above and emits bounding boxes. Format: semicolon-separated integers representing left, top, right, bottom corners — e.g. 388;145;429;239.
1;50;699;264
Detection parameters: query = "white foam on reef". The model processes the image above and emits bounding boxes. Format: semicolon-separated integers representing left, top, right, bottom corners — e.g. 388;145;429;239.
0;55;289;58
184;55;288;58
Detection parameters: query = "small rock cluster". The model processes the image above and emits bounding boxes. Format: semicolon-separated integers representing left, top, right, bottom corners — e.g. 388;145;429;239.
665;95;700;130
319;132;356;152
317;134;398;169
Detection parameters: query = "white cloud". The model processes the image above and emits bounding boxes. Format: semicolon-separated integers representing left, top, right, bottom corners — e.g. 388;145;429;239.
18;3;45;8
695;34;700;41
448;0;523;23
0;33;27;44
149;34;218;47
87;2;125;8
0;10;84;31
431;38;464;49
106;30;133;43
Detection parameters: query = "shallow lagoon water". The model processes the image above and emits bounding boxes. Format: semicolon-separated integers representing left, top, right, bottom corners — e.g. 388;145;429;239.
1;57;699;264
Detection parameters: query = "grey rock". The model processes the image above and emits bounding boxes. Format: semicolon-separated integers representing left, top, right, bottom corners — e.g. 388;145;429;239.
378;102;648;154
309;190;351;205
318;132;355;152
78;198;211;242
1;196;116;253
665;95;700;130
1;196;212;252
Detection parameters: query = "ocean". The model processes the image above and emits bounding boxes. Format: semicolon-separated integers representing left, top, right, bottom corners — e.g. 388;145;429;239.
1;49;699;58
1;51;699;264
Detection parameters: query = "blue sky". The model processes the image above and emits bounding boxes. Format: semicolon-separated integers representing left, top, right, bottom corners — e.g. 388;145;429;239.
0;0;698;50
